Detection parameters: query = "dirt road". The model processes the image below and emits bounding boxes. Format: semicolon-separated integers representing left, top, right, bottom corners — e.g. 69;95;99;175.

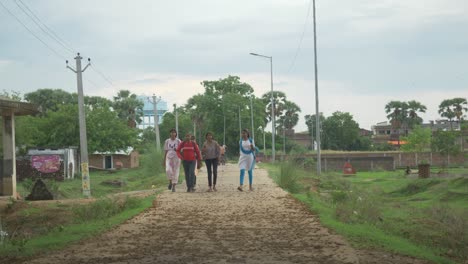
25;164;427;264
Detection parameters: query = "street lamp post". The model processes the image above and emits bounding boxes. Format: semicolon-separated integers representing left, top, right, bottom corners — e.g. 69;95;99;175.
250;52;275;163
312;0;321;175
250;96;255;143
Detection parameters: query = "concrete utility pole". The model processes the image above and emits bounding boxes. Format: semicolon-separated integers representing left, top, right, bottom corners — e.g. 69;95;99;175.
66;53;91;198
239;106;242;138
173;103;179;138
148;95;162;151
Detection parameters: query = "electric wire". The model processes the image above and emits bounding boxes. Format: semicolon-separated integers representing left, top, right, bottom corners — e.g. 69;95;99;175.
15;0;76;54
286;0;313;74
0;0;67;60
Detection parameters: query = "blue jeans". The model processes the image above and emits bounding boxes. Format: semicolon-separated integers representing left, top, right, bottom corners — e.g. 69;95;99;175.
182;160;196;189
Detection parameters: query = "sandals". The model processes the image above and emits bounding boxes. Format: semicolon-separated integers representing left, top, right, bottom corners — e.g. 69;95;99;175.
237;186;243;192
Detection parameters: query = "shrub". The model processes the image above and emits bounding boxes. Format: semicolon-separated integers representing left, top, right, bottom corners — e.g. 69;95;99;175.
141;145;164;178
334;187;383;225
274;161;302;193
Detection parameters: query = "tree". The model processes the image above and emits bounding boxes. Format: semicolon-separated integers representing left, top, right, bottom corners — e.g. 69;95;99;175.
86;107;138;153
438;99;458;130
278;101;301;130
262;91;287;126
322;111;360;150
451;98;468;122
185;76;266;155
406;100;427;129
385;100;408;137
112;90;144;128
431;131;461;167
24;89;74;115
305;113;325;149
401;126;431;153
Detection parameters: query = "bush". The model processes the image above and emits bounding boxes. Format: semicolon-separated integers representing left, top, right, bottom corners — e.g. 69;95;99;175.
427;204;468;259
274;161;302;193
141;145;165;178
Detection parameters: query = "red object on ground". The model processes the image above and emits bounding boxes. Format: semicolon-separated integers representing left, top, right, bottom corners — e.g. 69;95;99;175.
343;162;356;175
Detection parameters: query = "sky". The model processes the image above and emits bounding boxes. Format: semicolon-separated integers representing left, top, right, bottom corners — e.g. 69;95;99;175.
1;0;467;132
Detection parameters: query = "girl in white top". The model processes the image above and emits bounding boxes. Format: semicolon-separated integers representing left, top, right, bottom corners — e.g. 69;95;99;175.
163;128;181;192
238;129;256;191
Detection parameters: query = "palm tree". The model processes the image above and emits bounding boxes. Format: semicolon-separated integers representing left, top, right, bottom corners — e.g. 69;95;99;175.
112;90;144;128
262;91;287;131
406;100;427;129
385;101;408;147
278;101;301;130
438;99;457;130
451;97;468;122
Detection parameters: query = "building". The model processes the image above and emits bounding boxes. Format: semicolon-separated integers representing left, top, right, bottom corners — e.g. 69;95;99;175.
137;96;168;130
371;119;461;147
89;148;139;170
23;147;78;180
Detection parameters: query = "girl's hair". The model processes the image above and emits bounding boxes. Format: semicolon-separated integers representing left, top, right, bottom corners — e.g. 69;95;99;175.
242;129;250;138
205;132;213;139
169;128;177;136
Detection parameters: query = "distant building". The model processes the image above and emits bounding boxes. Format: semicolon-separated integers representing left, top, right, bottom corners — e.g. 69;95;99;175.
137;96;168;130
89;148;139;170
371;119;461;148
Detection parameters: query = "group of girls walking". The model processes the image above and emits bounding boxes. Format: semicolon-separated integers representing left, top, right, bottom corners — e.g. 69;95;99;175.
163;128;256;192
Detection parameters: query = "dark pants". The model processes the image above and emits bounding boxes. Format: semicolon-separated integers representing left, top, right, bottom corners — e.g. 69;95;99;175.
182;160;196;189
205;158;218;187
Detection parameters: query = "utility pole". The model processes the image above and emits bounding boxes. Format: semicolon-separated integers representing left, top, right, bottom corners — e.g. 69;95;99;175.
66;53;91;198
313;0;321;175
148;95;161;151
173;103;179;138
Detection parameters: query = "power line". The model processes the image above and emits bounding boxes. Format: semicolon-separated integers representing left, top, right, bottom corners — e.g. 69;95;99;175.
0;0;66;60
287;0;313;74
91;65;116;88
15;0;76;54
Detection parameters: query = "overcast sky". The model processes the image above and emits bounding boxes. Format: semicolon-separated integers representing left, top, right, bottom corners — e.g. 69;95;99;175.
1;0;467;132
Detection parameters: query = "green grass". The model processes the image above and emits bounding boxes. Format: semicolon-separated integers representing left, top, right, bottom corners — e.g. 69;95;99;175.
17;151;167;199
1;149;165;258
0;195;155;257
262;163;468;264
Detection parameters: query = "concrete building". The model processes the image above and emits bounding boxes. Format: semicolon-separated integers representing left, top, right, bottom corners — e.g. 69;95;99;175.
137;96;168;130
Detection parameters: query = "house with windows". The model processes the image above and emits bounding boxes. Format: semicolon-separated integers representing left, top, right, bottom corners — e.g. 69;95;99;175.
89;147;139;170
371;119;461;147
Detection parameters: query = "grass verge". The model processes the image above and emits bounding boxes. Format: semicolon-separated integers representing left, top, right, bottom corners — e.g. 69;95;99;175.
0;195;155;258
262;162;467;264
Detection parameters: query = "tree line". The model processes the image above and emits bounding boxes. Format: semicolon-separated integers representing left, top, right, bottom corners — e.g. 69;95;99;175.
1;79;466;155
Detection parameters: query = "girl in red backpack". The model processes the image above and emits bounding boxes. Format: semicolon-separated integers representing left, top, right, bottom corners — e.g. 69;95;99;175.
176;133;202;192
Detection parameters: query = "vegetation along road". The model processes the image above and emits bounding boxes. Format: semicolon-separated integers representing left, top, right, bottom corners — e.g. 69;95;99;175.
19;164;429;264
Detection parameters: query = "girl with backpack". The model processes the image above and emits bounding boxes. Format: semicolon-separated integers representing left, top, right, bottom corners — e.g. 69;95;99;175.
176;133;202;192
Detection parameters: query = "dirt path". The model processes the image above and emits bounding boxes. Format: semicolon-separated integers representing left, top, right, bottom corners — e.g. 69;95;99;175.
24;164;428;264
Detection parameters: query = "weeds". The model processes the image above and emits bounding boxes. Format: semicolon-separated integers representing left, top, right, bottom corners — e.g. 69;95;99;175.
72;196;142;222
141;145;164;178
274;161;302;193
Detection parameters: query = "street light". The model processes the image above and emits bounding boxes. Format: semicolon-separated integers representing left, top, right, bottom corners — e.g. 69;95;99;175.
312;0;321;175
250;52;275;163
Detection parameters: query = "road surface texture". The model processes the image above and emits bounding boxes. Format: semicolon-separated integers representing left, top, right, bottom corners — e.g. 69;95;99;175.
25;163;427;264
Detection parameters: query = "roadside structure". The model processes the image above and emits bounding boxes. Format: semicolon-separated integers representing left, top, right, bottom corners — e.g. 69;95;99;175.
0;98;40;198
